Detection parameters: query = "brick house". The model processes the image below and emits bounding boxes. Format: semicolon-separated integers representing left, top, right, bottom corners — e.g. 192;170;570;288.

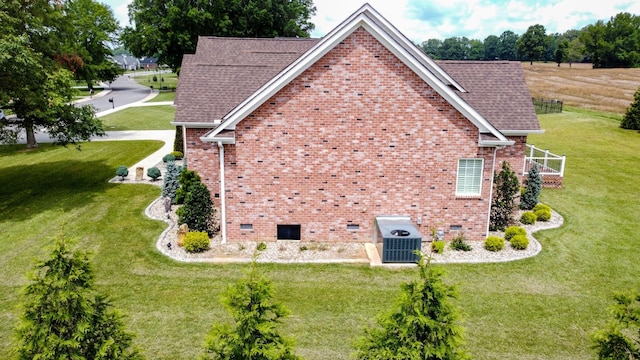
173;4;541;243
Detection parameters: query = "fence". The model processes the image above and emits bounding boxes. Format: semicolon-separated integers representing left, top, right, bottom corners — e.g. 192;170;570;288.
532;98;563;114
524;144;566;188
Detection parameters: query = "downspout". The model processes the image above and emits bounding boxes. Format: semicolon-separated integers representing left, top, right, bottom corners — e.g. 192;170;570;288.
486;146;502;237
218;141;227;244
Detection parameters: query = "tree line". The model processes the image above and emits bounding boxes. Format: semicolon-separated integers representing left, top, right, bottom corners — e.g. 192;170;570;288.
419;12;640;68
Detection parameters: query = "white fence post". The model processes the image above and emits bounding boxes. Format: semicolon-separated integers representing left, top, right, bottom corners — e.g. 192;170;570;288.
560;154;566;177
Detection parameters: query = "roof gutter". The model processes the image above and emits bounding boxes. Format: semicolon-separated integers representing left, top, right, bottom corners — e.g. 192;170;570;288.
502;129;545;136
171;121;219;128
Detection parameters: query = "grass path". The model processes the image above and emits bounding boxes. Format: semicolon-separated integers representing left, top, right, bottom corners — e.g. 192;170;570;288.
0;108;639;359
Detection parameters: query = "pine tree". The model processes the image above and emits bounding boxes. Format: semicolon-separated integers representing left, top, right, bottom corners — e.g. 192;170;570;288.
592;290;640;359
621;86;640;130
15;238;143;360
490;161;520;231
162;160;181;203
520;163;542;210
175;169;201;204
354;253;468;360
203;252;302;360
177;180;217;235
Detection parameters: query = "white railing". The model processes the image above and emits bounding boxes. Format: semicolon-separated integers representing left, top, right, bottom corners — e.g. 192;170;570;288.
524;144;566;177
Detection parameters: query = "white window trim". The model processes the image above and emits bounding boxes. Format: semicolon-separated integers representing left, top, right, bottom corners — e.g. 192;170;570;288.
456;158;484;197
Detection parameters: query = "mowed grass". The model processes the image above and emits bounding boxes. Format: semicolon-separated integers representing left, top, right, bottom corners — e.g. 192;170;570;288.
522;62;640;114
0;106;639;359
146;91;176;102
99;106;176;130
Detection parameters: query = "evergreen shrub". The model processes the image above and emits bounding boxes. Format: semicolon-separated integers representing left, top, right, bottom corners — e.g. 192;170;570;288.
505;226;527;241
115;166;128;180
183;231;210;253
533;203;552;221
484;236;504;252
490;161;520;231
520;163;542;210
621;86;640;130
510;234;529;250
147;167;161;181
171;151;183;159
173;126;184;153
520;211;537;225
162;153;176;163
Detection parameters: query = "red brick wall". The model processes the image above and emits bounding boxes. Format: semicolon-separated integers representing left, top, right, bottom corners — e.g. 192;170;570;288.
186;28;527;242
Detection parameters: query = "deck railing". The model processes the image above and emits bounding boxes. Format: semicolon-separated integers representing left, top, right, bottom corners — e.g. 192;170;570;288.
524;144;566;177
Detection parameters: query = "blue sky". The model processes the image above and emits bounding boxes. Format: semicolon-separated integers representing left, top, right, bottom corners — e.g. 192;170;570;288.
101;0;640;43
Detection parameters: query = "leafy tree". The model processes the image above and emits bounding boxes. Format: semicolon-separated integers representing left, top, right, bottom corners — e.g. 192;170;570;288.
421;38;443;59
63;0;123;88
162;161;181;203
0;0;105;148
440;37;469;60
467;39;485;60
177;180;217;235
15;238;143;360
555;38;569;66
581;13;640;68
498;30;519;61
483;35;500;60
621;86;640;130
516;24;547;65
122;0;317;71
490;161;520;231
203;252;302;360
354;253;468;360
520;163;542;210
592;290;640;359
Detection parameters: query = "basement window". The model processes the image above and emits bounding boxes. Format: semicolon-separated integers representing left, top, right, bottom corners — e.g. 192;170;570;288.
347;224;360;230
277;225;301;240
240;224;253;230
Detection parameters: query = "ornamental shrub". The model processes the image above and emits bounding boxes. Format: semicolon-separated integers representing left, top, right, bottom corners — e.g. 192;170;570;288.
431;240;445;254
484;236;504;252
162;161;180;203
173;126;184;153
175;169;201;205
510;234;529;250
115;165;128;181
520;211;537;225
171;151;183;160
450;233;472;251
177;181;217;235
183;231;210;253
520;163;542;210
147;167;161;181
505;226;527;241
533;203;552;222
162;153;176;163
490;161;520;231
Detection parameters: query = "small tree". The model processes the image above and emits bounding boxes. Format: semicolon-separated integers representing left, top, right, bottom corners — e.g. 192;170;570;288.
162;161;180;203
203;251;302;360
354;253;469;360
177;180;216;235
621;87;640;130
490;161;520;231
592;290;640;359
15;238;143;360
520;163;542;210
174;125;184;153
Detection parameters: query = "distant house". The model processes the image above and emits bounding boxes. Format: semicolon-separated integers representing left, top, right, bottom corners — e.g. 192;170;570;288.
173;4;541;243
111;55;140;70
139;57;158;70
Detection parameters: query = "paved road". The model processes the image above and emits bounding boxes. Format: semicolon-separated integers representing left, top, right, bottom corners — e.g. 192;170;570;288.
78;74;153;112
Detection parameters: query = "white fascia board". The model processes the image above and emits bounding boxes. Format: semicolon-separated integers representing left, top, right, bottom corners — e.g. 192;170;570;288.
171;121;218;128
502;129;545;136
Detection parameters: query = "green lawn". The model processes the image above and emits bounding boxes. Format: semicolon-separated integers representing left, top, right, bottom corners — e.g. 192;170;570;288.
0;108;638;359
133;71;178;90
146;91;175;102
100;106;176;130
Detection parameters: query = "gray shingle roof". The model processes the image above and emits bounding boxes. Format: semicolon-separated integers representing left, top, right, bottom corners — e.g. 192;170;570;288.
175;37;320;124
175;37;539;133
437;61;540;131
